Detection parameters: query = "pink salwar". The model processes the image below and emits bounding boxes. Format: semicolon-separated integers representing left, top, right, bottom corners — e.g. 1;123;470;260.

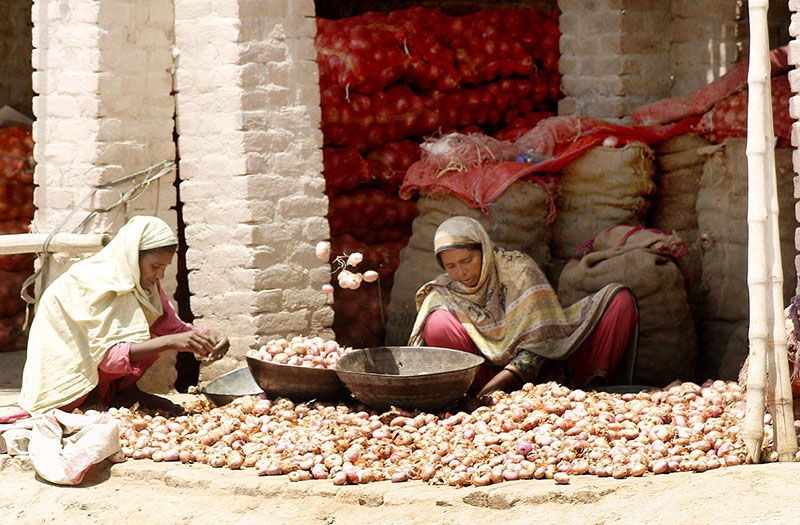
422;288;638;391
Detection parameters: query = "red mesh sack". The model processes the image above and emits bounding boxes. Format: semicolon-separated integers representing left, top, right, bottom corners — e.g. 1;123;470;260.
694;74;793;147
0;125;34;184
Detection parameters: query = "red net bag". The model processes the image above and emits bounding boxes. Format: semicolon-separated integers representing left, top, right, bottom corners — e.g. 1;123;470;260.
0;310;27;352
0;124;34;184
364;140;421;193
693;74;793;147
0;180;35;221
328;188;418;244
322;146;373;196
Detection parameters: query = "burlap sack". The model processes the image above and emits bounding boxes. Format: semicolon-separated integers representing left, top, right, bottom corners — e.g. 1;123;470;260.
699;319;748;381
385;179;554;345
650;133;710;324
696;139;796;324
550;142;656;259
558;226;696;386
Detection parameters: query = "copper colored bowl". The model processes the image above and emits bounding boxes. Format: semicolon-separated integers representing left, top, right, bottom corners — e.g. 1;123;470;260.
334;346;484;412
246;355;349;402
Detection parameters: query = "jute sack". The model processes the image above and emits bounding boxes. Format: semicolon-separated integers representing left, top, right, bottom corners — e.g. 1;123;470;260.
385;179;554;346
696;138;795;323
699;319;748;381
650;133;710;323
550;142;656;259
558;226;696;386
650;133;710;233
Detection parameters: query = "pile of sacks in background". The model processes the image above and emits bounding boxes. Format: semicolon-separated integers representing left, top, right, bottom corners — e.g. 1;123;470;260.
0;118;34;352
386;44;796;385
633;44;796;381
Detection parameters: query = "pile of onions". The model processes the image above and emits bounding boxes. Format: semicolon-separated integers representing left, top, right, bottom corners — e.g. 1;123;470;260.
246;336;351;370
111;380;792;488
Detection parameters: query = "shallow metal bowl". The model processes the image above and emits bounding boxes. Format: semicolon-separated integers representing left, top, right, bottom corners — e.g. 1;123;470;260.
334;346;484;412
246;355;348;401
199;366;263;406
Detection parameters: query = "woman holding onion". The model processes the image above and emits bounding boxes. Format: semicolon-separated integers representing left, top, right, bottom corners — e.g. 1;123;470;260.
1;216;229;423
408;216;638;397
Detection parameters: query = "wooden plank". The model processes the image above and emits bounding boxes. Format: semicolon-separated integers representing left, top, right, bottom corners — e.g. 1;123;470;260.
0;233;109;255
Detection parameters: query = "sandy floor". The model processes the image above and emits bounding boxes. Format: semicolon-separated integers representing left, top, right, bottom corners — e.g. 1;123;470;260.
2;454;800;524
3;349;800;524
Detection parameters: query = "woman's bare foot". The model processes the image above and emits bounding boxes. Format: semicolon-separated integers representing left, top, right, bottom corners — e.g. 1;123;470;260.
112;384;185;416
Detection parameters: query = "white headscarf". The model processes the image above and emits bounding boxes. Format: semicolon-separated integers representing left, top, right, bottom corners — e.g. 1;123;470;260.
19;216;177;415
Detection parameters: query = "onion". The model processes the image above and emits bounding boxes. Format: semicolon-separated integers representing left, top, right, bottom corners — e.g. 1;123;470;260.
346;252;363;267
553;472;569;485
315;241;331;261
602;136;619;148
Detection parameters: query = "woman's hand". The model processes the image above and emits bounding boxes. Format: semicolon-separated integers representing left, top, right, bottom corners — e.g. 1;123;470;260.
477;369;523;398
168;330;217;357
129;329;216;363
204;336;230;363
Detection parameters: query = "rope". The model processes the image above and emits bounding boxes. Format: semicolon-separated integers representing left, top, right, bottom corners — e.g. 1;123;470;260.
19;160;175;327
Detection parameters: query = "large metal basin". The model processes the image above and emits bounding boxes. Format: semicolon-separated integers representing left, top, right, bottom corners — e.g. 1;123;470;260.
199;366;263;406
246;355;349;401
334;346;484;412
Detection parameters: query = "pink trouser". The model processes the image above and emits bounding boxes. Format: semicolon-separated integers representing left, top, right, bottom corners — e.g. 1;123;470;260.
422;289;638;390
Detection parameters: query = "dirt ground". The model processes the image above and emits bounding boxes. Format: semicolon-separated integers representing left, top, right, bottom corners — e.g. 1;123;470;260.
2;454;800;525
3;349;800;525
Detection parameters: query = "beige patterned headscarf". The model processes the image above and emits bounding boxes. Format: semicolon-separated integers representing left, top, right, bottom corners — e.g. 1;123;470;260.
410;217;622;367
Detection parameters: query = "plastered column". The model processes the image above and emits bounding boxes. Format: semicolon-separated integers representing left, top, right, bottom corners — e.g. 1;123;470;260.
175;0;332;381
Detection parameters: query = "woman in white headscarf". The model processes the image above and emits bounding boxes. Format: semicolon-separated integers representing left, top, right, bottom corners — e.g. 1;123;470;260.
4;216;229;421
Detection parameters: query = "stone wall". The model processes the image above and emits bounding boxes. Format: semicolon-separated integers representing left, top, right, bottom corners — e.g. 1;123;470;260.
30;0;178;391
558;0;753;120
0;0;34;117
174;0;332;380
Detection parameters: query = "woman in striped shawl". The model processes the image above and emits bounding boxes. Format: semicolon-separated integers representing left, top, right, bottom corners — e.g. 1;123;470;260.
408;217;638;397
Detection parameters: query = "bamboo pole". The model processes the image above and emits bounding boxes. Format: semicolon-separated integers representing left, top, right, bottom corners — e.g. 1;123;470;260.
761;27;797;462
743;0;797;463
0;233;109;255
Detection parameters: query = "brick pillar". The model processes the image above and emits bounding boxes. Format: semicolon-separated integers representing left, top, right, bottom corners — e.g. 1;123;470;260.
31;0;178;391
558;0;748;120
670;0;746;96
175;0;332;380
790;0;800;293
558;0;672;121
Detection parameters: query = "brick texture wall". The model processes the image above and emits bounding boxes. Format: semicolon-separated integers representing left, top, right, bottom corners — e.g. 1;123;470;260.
30;0;179;391
174;0;332;380
557;0;779;120
0;0;34;117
